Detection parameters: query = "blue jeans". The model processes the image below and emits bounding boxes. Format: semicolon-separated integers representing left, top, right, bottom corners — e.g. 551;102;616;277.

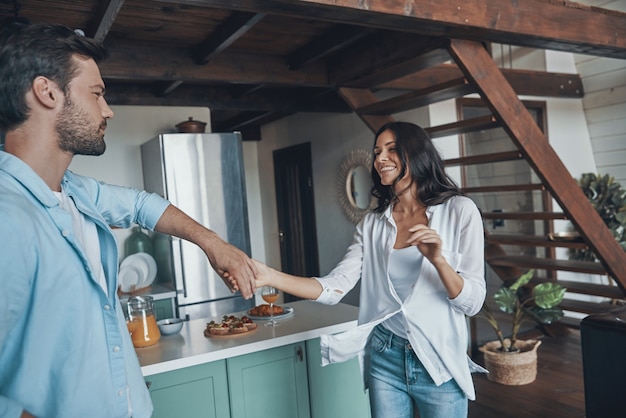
368;325;467;418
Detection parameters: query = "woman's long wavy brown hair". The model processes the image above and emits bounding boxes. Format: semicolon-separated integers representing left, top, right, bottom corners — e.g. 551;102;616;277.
371;121;462;213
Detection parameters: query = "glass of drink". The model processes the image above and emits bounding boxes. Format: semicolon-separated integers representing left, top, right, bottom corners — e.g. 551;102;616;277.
261;286;280;327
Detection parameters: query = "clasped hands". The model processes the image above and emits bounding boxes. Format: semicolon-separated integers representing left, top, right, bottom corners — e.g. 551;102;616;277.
221;259;272;296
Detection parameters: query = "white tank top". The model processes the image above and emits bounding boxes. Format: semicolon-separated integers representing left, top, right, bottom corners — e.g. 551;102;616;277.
54;189;108;296
383;246;423;339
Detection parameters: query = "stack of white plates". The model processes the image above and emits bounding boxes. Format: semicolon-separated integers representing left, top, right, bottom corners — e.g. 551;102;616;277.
118;253;158;293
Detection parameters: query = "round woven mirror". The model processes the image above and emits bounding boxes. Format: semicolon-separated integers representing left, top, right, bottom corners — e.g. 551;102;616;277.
338;149;375;223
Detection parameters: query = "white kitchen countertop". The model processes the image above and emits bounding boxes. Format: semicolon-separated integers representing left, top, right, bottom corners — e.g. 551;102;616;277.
138;300;359;376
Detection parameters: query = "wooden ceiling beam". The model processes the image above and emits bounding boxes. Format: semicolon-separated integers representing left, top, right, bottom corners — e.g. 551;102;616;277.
85;0;125;42
329;33;449;86
233;125;262;141
357;77;475;115
99;41;329;86
94;17;583;101
425;115;499;139
378;64;584;98
104;82;350;112
153;80;185;97
211;113;263;140
343;47;451;89
337;87;394;133
447;38;626;287
213;111;291;132
157;0;626;59
194;11;265;64
285;25;373;70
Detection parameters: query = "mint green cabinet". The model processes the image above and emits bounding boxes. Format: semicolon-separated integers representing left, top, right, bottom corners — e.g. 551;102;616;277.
227;343;311;418
306;338;371;418
145;339;370;418
146;361;230;418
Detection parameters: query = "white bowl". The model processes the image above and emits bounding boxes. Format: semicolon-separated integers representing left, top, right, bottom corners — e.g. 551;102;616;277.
157;318;184;335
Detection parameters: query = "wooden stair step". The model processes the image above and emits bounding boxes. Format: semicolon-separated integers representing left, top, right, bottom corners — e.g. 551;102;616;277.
462;183;544;193
559;299;623;315
487;255;606;275
445;150;523;166
481;211;568;220
533;278;624;299
425;115;499;139
487;233;588;249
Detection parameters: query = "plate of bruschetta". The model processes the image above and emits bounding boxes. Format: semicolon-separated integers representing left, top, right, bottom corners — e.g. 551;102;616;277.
203;315;257;337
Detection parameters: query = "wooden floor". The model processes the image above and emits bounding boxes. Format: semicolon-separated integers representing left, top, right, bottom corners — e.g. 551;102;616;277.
469;328;585;417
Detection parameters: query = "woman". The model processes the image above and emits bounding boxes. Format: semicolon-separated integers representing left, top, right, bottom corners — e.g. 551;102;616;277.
253;121;487;418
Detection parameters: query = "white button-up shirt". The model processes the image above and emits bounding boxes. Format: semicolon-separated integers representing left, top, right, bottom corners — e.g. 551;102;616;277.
314;196;487;400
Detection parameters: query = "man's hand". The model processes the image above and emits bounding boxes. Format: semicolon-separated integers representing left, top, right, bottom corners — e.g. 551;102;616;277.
203;236;257;299
154;204;258;299
225;259;273;291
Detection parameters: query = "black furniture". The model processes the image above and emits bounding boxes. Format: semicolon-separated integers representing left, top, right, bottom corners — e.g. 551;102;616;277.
580;307;626;418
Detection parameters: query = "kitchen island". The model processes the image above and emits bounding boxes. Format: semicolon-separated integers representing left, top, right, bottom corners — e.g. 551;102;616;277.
137;301;371;418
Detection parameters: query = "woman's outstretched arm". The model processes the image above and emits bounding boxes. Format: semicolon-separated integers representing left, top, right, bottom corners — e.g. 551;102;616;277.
252;259;324;300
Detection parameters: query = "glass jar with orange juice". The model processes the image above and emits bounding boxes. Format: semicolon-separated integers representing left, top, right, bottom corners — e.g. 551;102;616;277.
126;296;161;348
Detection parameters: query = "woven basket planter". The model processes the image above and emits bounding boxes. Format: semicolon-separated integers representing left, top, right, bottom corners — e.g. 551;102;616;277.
479;339;542;385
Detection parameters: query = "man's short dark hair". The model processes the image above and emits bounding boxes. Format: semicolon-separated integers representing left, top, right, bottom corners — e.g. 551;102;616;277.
0;20;107;131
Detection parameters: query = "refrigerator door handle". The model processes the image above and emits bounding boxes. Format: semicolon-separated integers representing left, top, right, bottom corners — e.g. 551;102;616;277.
172;237;188;298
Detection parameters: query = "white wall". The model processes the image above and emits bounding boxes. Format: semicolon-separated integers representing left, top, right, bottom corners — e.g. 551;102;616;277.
544;49;598;230
428;100;462;182
574;53;626;185
574;0;626;186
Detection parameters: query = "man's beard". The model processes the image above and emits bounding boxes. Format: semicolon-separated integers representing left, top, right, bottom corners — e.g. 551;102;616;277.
56;98;106;156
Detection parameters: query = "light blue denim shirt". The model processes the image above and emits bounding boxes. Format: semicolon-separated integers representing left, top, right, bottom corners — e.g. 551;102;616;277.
0;148;170;418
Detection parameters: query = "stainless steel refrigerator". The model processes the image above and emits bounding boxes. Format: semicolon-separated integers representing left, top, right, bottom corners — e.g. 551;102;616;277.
140;132;253;320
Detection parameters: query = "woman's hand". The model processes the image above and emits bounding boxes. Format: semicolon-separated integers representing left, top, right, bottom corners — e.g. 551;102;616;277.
251;258;274;287
237;260;324;300
407;224;464;298
406;224;443;263
223;259;274;290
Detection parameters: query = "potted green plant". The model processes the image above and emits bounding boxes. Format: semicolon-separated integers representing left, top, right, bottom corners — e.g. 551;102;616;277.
569;173;626;262
477;269;567;385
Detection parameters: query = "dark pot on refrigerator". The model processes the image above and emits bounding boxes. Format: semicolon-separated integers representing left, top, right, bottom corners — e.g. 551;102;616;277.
175;117;206;133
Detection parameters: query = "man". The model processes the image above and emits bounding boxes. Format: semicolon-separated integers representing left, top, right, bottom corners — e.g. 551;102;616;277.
0;21;257;418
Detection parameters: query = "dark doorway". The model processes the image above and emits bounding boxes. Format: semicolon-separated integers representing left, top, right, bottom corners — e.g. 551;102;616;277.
273;142;320;302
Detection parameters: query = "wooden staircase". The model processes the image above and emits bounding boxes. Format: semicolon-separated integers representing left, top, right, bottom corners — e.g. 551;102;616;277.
337;38;626;325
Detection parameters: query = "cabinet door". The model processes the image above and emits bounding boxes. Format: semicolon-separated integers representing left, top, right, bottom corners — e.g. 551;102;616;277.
146;361;231;418
227;343;310;418
306;338;371;418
